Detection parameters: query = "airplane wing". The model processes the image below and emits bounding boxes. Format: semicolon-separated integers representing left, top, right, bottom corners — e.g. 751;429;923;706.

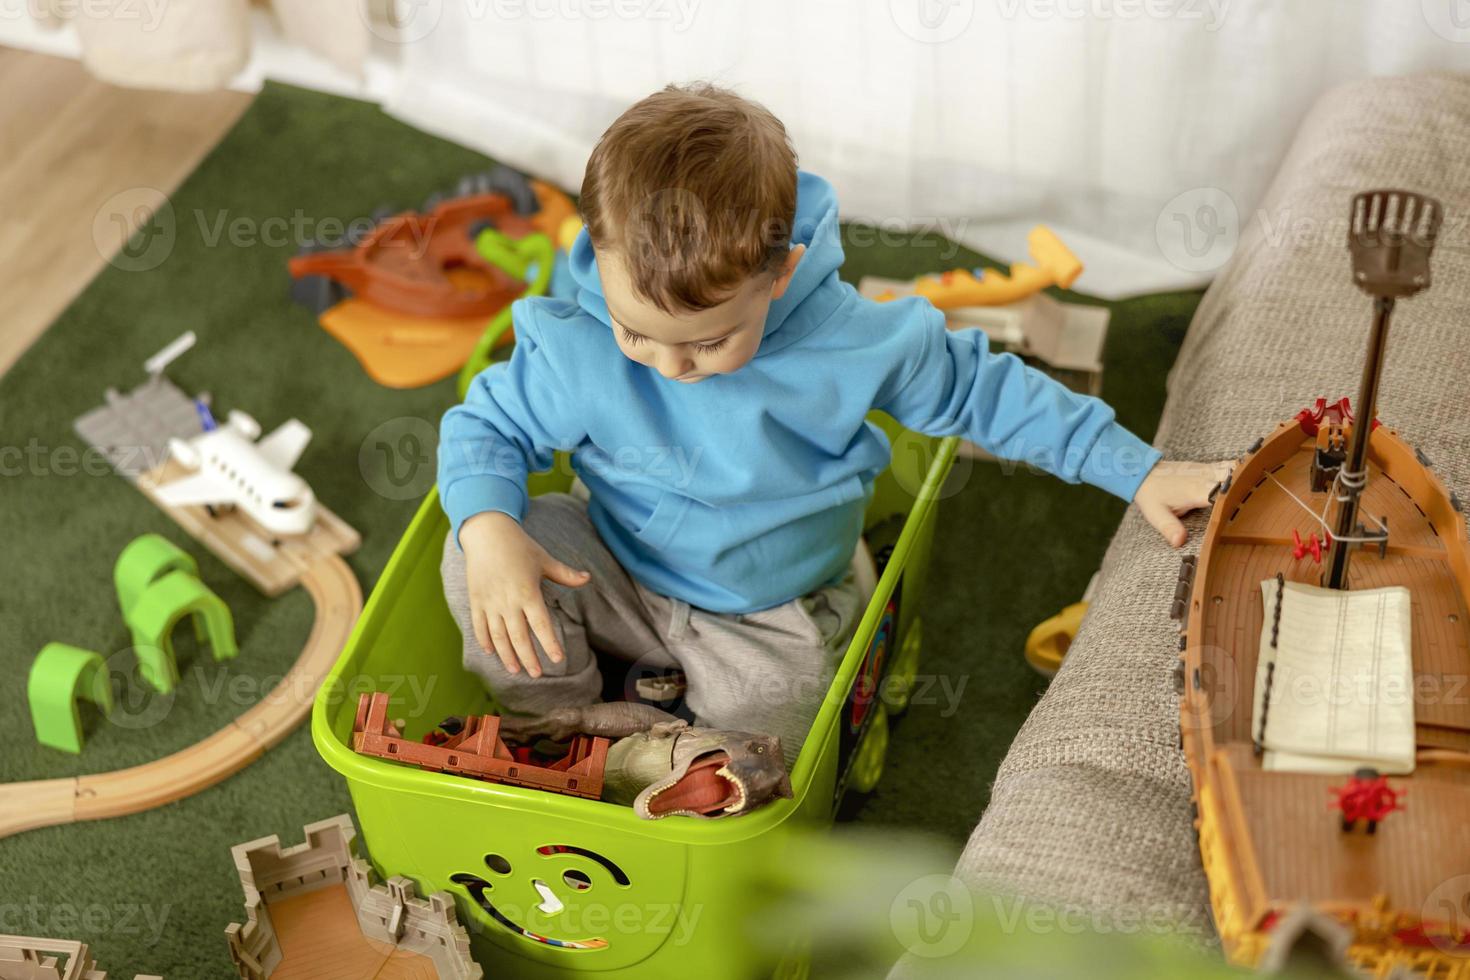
154;471;235;508
256;419;312;471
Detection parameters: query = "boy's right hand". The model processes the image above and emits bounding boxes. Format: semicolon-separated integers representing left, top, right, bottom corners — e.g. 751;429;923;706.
458;511;591;678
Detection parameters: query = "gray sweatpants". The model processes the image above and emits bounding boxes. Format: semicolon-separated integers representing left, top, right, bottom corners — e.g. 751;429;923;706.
441;493;864;768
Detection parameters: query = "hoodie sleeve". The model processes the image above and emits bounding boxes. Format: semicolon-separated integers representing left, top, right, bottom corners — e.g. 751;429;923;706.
873;296;1161;501
438;300;587;547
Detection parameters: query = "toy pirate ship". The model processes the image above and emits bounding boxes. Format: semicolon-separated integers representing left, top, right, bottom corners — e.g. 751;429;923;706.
1176;190;1470;974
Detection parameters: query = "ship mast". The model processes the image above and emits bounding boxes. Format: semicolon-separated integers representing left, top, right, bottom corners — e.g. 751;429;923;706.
1324;190;1441;590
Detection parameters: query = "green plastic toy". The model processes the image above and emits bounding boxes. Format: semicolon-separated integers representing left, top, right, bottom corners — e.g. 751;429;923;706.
28;643;114;754
124;570;237;693
115;532;206;644
313;313;960;980
456;229;555;398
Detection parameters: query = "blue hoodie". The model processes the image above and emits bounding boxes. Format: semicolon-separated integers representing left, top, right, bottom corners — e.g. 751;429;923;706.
439;172;1161;614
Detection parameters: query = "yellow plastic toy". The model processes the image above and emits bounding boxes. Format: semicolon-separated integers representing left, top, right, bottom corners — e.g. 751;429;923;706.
1023;600;1088;677
875;226;1083;309
530;180;579;244
556;214;583;252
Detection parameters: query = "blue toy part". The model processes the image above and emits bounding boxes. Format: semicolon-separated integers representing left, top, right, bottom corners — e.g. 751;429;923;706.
194;398;217;432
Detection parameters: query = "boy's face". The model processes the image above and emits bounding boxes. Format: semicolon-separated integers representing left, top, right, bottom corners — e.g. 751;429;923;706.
599;246;805;383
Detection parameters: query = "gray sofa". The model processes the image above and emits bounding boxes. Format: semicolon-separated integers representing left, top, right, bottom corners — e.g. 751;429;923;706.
910;71;1470;965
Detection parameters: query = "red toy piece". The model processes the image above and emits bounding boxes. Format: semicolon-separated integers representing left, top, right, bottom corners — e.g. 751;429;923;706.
1295;396;1381;437
352;692;608;800
288;194;535;319
1329;768;1404;834
1290;528;1330;564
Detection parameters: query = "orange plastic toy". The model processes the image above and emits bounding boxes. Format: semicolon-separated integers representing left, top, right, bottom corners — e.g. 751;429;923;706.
529;179;578;244
293;171;578;389
315;302;493;389
289;193;534;319
351;692;608;801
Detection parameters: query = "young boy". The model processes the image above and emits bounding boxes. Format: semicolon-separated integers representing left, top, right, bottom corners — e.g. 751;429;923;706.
439;84;1227;768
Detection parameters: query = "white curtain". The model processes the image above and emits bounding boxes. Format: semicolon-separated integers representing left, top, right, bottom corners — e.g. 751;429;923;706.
385;0;1470;295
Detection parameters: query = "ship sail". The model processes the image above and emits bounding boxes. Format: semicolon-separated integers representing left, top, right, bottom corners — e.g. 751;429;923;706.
1247;192;1441;775
1251;576;1415;774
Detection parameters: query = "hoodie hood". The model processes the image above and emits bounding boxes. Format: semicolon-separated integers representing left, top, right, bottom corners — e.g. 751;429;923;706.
566;170;847;357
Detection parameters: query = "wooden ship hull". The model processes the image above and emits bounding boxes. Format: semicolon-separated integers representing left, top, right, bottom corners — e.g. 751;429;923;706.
1178;410;1470;975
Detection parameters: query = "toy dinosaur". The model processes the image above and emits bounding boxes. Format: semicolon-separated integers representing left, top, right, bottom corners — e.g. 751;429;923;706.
497;702;792;819
605;722;792;820
496;701;683;743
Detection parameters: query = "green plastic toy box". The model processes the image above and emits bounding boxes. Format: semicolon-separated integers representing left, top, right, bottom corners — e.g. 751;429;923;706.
312;375;957;977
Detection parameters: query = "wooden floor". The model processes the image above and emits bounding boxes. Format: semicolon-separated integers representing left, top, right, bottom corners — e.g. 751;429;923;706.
0;47;251;375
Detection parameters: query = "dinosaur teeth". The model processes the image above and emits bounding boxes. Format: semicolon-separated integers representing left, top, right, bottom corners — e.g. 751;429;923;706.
718;766;747;813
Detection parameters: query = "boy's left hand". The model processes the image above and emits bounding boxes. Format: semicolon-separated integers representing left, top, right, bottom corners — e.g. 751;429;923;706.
1133;460;1235;548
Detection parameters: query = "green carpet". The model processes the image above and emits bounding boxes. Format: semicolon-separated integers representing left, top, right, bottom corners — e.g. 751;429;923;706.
0;81;1200;975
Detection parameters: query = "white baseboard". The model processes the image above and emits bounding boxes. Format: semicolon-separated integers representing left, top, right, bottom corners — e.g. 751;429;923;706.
0;6;402;100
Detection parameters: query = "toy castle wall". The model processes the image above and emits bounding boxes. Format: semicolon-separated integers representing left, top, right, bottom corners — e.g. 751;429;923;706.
224;814;480;980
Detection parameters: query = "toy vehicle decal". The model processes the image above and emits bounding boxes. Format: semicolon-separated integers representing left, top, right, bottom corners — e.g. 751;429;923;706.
849;600;894;734
833;584;902;806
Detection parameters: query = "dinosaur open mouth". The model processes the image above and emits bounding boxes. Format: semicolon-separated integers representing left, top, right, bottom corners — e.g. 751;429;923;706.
639;751;747;817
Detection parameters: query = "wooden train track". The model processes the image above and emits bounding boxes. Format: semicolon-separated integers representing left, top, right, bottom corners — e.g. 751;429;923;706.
0;548;361;840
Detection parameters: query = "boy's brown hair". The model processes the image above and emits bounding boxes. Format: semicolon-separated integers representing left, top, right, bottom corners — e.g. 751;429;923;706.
579;82;798;313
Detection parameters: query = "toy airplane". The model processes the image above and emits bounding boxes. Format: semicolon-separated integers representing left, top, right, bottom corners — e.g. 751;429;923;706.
160;409;318;536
